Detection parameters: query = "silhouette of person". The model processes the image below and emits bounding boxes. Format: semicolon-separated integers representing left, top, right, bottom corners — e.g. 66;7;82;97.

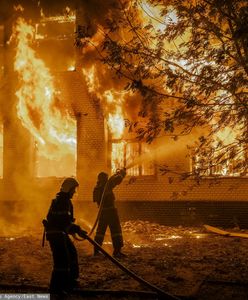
93;168;126;258
43;177;87;294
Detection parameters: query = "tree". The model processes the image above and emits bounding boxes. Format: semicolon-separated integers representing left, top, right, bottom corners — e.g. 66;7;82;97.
77;0;248;178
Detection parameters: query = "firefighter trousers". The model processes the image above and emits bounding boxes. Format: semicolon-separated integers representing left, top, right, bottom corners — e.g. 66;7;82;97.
94;207;123;252
46;231;79;293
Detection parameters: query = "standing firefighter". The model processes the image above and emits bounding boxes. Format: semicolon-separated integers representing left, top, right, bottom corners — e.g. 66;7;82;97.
93;168;126;258
43;177;87;294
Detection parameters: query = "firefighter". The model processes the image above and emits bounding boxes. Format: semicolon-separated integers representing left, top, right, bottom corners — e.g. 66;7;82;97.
93;168;126;258
43;177;87;294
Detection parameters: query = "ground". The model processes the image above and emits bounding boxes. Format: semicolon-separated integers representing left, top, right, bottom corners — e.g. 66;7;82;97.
1;221;248;300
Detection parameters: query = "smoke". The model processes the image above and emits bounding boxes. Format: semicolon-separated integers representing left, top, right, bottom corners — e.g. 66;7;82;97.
126;129;202;171
0;121;61;236
76;0;126;35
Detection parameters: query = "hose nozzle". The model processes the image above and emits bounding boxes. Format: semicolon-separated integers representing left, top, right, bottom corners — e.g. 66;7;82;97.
116;167;126;177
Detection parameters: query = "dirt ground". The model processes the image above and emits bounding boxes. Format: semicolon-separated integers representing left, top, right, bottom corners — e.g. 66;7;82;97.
1;220;248;300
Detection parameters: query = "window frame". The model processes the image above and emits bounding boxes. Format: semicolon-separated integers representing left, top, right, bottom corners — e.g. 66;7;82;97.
110;139;156;177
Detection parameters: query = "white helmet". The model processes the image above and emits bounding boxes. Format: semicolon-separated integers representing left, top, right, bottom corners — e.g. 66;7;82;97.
60;177;79;193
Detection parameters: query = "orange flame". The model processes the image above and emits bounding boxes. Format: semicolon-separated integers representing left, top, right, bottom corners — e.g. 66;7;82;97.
82;65;126;173
14;18;76;161
111;141;125;172
103;90;125;139
82;66;125;139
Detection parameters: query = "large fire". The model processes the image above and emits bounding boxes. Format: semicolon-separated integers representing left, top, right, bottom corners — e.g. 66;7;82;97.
213;126;244;176
82;62;156;176
82;66;125;140
82;66;127;173
14;18;76;176
194;124;245;177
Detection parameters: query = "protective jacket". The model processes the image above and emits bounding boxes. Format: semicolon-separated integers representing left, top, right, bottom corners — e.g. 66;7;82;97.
44;191;80;293
93;173;124;208
46;191;79;234
94;171;126;255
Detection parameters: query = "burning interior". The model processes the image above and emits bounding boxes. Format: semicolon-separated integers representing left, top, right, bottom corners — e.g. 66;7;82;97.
14;16;77;178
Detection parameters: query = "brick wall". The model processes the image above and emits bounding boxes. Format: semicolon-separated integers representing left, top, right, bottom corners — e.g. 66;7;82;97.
1;70;248;203
114;176;248;202
75;200;248;228
56;71;107;201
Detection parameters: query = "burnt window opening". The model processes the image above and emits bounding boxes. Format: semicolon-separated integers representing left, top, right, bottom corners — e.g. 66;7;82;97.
192;145;247;177
35;14;76;72
111;141;155;176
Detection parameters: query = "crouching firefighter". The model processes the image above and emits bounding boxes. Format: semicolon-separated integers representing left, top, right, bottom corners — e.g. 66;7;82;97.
42;177;87;294
93;168;126;258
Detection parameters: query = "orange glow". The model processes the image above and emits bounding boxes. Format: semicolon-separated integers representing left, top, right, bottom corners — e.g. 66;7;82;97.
14;18;76;175
214;127;244;176
67;63;76;71
103;90;125;139
194;125;245;177
111;142;125;173
83;66;125;140
139;1;177;32
0;124;3;178
83;65;127;173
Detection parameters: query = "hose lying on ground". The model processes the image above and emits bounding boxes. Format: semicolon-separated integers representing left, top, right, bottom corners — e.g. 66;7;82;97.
77;232;180;300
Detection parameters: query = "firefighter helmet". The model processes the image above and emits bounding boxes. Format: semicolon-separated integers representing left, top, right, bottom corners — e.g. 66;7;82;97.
97;172;108;183
60;177;79;193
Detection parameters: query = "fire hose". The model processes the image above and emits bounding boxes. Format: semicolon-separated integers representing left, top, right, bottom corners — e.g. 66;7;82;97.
79;168;179;299
76;232;180;300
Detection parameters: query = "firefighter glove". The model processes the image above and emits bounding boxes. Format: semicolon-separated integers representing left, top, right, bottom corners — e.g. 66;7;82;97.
78;228;88;238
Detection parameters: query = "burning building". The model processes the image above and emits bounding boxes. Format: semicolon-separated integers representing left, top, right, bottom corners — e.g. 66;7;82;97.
0;1;248;228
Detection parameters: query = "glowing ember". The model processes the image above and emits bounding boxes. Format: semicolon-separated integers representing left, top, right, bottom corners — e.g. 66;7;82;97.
67;64;76;71
14;18;76;175
132;244;141;248
103;241;112;245
155;237;167;241
168;235;182;239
